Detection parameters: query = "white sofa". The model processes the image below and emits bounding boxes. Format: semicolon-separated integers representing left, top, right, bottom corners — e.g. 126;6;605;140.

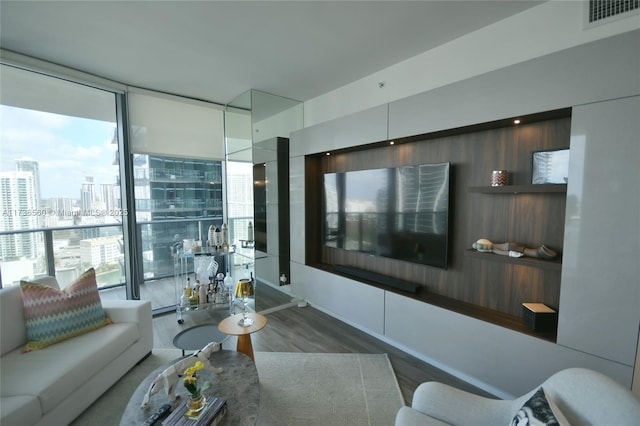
0;281;153;426
395;367;640;425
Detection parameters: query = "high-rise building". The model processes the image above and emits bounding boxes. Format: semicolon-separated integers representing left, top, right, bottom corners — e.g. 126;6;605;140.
100;183;119;212
81;176;95;211
15;159;41;206
134;154;224;278
0;171;39;260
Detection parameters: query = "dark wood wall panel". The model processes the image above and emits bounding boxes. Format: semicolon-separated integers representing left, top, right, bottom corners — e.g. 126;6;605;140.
306;113;571;321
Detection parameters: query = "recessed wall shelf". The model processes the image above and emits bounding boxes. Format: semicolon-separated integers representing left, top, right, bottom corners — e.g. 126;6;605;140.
465;249;562;271
306;110;570;341
468;184;567;194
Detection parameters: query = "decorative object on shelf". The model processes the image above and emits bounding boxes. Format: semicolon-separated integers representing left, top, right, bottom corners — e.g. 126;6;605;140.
183;238;194;253
491;170;508;186
206;257;219;280
471;238;493;253
208;225;216;247
240;239;255;248
180;286;190;309
247;221;254;242
532;148;570;184
140;341;222;409
214;227;222;246
236;278;255;327
522;303;557;333
223;269;233;303
472;239;557;260
198;284;207;307
221;222;229;250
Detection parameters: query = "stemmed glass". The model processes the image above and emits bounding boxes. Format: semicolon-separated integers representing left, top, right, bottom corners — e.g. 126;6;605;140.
237;279;254;326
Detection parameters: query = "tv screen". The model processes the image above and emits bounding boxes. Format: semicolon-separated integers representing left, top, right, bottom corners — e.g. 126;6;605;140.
324;162;450;269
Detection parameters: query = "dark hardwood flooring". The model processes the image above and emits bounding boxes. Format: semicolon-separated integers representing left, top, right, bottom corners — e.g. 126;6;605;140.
152;281;494;405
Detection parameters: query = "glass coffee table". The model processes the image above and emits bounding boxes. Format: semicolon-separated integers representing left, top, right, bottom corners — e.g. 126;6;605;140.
173;323;229;355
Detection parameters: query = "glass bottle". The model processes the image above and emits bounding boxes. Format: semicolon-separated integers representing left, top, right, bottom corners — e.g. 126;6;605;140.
180;286;189;309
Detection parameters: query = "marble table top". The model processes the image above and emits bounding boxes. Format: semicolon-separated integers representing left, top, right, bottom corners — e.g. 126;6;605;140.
120;349;259;426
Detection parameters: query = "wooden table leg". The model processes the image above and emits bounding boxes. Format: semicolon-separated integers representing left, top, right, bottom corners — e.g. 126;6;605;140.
236;334;254;360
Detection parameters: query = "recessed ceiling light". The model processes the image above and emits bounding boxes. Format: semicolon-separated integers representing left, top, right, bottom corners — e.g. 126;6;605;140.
514;119;521;124
389;141;395;145
326;152;330;156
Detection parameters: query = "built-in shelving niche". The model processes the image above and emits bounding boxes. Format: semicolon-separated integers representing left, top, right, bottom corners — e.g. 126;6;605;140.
305;108;571;342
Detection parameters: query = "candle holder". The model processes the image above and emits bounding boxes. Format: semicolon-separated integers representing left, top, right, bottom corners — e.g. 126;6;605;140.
491;170;508;186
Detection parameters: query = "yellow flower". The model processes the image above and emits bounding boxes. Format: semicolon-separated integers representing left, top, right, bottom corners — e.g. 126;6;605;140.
182;361;210;397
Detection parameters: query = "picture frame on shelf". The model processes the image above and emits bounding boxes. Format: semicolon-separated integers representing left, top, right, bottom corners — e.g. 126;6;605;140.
532;148;570;184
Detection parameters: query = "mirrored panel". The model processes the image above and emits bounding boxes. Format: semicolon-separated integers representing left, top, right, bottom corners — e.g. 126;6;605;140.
224;94;254;307
250;91;302;291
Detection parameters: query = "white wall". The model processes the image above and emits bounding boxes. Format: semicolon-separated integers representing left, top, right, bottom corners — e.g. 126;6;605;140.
304;1;640;127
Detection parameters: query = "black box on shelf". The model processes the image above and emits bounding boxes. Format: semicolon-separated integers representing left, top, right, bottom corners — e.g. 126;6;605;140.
522;303;557;332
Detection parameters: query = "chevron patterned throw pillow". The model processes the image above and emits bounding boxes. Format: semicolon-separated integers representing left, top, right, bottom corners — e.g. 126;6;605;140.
20;268;112;352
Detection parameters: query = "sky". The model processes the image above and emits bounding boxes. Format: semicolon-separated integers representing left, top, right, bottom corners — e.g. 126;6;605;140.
0;105;117;199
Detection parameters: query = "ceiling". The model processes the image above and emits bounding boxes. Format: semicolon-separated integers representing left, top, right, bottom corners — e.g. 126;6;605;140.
0;1;544;106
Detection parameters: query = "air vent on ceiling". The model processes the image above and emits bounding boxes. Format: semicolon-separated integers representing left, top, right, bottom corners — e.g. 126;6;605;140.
586;0;639;24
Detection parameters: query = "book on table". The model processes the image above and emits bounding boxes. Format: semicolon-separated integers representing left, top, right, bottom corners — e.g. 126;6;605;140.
161;394;227;426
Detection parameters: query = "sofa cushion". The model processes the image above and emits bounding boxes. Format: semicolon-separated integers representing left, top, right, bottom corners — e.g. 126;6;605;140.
0;320;139;414
20;268;112;352
511;387;569;426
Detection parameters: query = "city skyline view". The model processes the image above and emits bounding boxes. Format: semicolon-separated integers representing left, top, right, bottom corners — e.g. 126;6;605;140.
0;65;253;314
0;104;117;200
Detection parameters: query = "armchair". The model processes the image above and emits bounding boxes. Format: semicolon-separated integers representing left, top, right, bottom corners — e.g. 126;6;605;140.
395;368;640;425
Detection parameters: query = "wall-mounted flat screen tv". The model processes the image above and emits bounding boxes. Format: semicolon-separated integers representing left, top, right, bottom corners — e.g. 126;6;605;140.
323;162;450;269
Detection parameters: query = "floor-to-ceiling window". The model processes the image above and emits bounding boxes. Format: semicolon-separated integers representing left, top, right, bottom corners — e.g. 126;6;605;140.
0;64;124;289
133;154;224;280
126;90;226;312
1;63;231;315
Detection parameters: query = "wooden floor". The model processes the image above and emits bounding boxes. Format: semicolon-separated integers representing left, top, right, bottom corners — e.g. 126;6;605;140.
151;281;493;405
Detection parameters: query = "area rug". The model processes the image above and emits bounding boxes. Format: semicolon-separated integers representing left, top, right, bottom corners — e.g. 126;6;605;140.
72;350;403;426
70;348;183;426
254;352;404;426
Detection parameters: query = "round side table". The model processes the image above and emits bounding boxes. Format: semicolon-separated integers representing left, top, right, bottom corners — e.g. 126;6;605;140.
173;324;229;356
218;313;267;360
